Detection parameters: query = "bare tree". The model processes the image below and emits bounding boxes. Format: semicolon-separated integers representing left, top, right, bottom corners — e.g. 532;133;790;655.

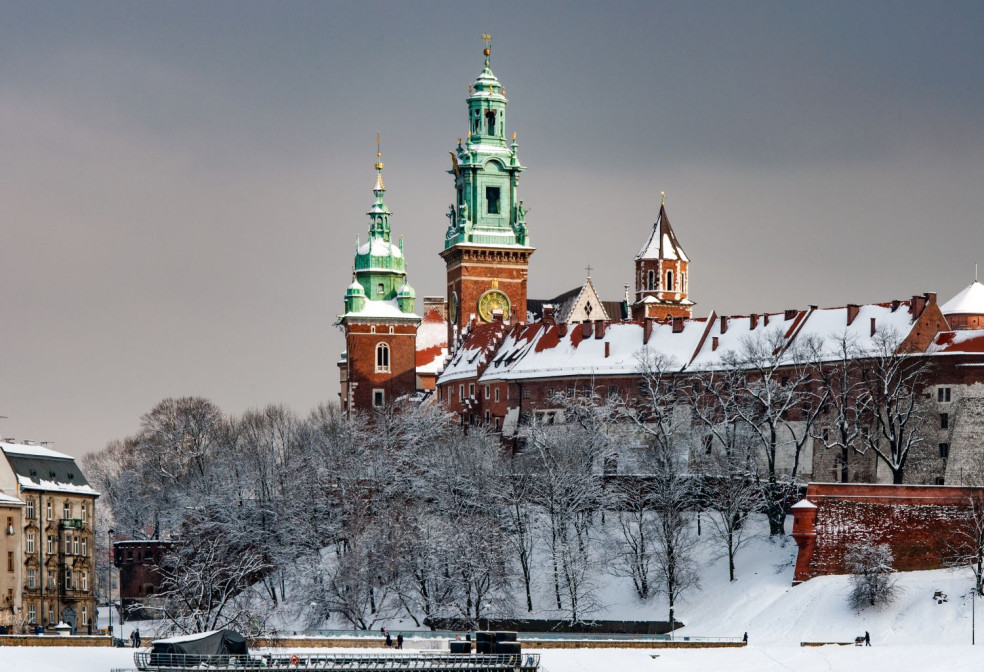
846;541;899;609
856;330;935;484
696;444;760;582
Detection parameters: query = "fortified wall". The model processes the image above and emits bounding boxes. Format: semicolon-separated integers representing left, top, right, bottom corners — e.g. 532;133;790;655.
790;483;980;584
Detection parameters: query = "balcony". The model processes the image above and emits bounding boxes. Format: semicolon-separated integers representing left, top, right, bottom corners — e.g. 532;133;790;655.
60;518;84;530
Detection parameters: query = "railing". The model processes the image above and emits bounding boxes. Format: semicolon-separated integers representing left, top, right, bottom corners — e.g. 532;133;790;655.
61;518;84;530
134;652;541;672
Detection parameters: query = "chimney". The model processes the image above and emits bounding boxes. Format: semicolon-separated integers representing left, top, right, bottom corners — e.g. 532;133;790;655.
870;317;877;337
911;295;927;316
720;316;729;333
595;320;606;339
784;309;797;321
543;305;556;324
712;336;720;351
749;314;758;330
891;300;901;312
491;309;504;323
558;323;568;337
644;318;654;344
847;304;860;326
605;341;610;358
581;321;593;338
925;292;937;305
672;317;684;333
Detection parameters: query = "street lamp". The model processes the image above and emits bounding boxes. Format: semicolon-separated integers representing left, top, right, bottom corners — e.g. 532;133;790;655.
108;528;114;640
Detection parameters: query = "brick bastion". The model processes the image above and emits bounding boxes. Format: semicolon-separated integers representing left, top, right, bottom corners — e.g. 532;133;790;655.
791;482;982;584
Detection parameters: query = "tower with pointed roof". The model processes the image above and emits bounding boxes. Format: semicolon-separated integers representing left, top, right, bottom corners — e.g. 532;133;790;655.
440;36;534;350
631;200;694;320
337;140;421;414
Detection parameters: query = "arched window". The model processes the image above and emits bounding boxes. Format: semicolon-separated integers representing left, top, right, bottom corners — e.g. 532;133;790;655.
647;270;655;291
486;110;496;135
375;343;390;372
666;270;674;290
377;283;384;296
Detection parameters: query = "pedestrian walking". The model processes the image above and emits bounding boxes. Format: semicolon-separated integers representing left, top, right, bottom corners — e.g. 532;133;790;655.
135;629;141;647
385;633;393;647
87;620;92;636
397;633;404;649
865;631;870;646
743;632;748;645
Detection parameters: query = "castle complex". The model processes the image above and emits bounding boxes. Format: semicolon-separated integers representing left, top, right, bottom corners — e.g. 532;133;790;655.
337;40;984;486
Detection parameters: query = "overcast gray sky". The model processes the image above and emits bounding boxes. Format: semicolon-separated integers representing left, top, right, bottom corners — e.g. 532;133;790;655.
2;1;982;458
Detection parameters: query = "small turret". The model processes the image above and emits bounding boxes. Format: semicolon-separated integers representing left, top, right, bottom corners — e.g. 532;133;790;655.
397;277;416;314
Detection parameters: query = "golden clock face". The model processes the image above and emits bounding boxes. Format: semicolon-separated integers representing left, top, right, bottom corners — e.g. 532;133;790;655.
477;289;511;322
449;291;458;324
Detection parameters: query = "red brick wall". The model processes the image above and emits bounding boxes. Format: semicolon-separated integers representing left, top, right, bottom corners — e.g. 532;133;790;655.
345;325;417;411
791;483;981;583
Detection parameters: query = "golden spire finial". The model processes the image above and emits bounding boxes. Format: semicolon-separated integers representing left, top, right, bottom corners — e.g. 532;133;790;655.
512;131;517;141
374;131;384;171
660;191;666;206
482;33;491;60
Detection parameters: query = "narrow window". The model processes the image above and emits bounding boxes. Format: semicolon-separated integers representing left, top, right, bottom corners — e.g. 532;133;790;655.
485;410;491;424
46;501;52;520
81;571;88;591
495;418;501;430
486;187;500;214
647;270;655;291
666;270;674;290
28;604;36;624
939;443;950;458
82;606;88;626
373;390;385;408
65;569;72;590
469;383;476;398
485;109;496;135
938;387;951;402
6;552;12;572
459;384;464;401
703;435;714;455
65;536;72;555
375;342;390;372
73;537;80;555
26;532;35;553
494;388;500;402
27;499;35;519
63;502;70;520
28;568;37;589
81;536;87;556
388;326;394;334
485;385;490;399
81;503;87;522
47;536;53;555
941;413;949;429
377;283;384;296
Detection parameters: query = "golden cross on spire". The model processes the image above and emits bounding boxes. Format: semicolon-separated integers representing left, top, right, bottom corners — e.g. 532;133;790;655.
482;33;492;43
482;33;492;61
374;131;383;171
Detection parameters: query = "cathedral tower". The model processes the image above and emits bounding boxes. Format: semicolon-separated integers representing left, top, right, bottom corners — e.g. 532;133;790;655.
337;140;420;414
440;37;534;349
631;199;694;320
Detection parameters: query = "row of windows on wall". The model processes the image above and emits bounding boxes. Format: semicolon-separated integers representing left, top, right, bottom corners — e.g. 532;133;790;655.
645;269;687;293
24;499;87;522
26;604;90;626
369;326;396;334
26;567;88;591
472;108;497;135
23;531;89;556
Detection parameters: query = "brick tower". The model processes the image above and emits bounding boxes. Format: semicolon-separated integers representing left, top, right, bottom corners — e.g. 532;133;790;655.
337;140;420;414
631;198;694;320
440;37;534;351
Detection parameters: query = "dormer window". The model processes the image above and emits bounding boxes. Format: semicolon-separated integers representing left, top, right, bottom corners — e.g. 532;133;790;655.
486;187;500;215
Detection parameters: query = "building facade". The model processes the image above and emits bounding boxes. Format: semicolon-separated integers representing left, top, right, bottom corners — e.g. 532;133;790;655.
0;442;99;633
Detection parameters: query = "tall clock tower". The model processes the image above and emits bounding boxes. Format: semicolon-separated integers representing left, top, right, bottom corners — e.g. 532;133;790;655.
440;37;534;350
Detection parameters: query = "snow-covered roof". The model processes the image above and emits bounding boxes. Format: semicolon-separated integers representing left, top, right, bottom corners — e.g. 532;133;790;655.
790;302;918;362
0;492;25;506
2;442;100;496
2;443;74;460
438;322;509;384
416;308;448;376
926;329;984;355
635;203;689;263
791;499;817;510
688;312;799;370
480;319;709;383
941;281;984;315
154;630;222;644
358;238;402;258
340;299;420;321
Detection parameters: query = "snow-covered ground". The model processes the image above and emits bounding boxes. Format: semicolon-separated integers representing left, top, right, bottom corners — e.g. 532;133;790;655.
6;516;984;670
